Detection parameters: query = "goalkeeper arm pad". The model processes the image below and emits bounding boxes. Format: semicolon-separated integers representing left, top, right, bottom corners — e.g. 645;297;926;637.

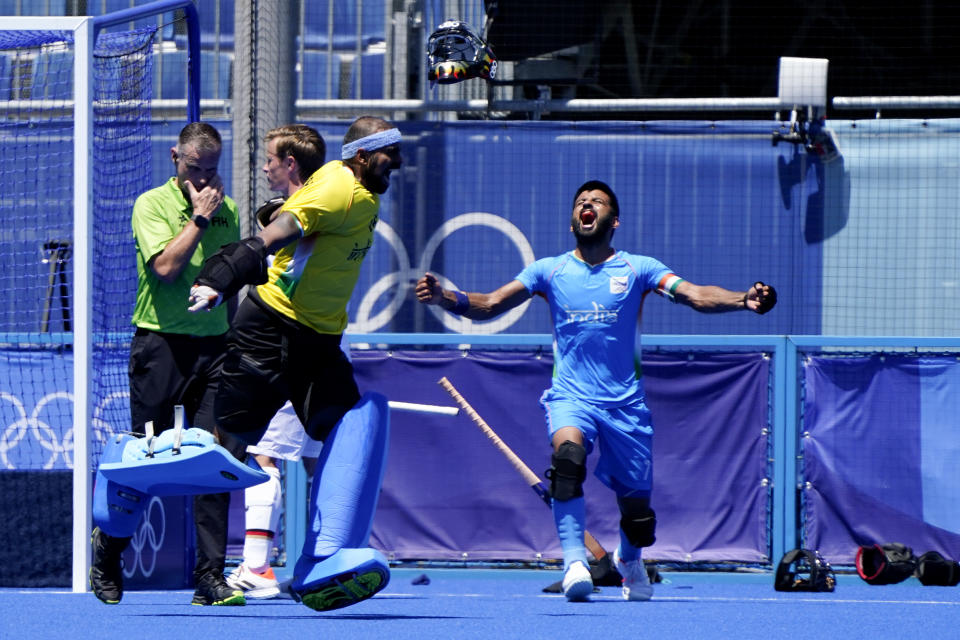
194;236;269;302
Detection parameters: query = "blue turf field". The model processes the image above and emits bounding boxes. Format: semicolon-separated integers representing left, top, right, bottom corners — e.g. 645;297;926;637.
3;569;959;640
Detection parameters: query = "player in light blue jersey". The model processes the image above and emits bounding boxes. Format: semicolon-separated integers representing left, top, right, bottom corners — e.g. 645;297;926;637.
415;180;777;602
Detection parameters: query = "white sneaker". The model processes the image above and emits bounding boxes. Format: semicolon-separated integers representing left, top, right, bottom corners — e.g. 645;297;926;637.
613;548;653;601
561;561;594;601
226;564;281;599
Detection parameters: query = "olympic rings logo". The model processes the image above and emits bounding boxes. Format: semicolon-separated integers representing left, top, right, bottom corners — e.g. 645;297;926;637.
0;389;129;470
0;391;73;469
91;390;131;448
124;496;166;579
348;212;536;334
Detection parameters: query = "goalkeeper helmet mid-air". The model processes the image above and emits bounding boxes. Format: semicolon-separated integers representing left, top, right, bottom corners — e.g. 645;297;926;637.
426;20;497;85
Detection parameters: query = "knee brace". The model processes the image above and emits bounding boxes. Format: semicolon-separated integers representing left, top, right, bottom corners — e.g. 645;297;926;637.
618;497;657;548
546;441;586;502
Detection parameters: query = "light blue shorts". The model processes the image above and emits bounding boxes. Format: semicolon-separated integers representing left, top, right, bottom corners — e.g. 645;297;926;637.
543;396;653;496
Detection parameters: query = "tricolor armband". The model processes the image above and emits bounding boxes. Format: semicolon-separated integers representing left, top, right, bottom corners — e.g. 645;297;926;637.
656;274;684;303
450;290;470;315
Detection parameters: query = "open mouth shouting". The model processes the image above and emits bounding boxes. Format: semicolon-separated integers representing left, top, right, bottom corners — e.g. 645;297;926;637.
579;207;597;230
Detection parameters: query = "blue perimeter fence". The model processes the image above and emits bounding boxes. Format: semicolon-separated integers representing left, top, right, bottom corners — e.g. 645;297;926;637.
5;331;960;589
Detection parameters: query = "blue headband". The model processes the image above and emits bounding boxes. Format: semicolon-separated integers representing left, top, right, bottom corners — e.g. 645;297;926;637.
341;128;401;160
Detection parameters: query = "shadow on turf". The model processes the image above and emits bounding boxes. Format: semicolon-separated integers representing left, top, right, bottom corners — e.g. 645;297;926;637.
541;556;661;593
132;613;476;621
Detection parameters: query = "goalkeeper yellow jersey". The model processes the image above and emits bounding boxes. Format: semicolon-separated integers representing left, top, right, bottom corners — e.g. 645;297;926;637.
256;161;379;334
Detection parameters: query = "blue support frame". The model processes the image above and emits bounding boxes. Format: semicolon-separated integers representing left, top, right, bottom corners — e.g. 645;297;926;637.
7;328;944;571
12;327;940;571
327;334;960;569
92;0;201;122
339;333;793;566
3;328;951;571
284;459;309;569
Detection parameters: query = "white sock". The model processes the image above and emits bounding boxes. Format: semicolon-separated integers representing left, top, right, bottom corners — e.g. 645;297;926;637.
243;533;273;573
243;466;282;571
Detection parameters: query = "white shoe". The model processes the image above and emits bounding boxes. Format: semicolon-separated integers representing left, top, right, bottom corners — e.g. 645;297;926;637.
561;561;594;601
226;564;281;599
613;548;653;601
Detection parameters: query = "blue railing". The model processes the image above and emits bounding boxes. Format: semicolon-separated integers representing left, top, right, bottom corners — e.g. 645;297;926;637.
6;330;955;564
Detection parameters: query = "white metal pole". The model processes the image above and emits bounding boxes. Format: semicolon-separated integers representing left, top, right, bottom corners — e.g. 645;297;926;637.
0;12;97;597
71;16;95;594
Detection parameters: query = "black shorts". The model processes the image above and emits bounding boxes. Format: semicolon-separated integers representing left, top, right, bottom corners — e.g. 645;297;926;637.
215;291;360;445
129;328;247;461
129;329;224;434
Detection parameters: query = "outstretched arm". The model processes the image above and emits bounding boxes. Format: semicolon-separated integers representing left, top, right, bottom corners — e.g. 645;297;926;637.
415;272;532;320
674;280;777;314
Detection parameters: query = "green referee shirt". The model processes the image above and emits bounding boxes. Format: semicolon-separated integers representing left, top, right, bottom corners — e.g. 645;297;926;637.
131;177;239;336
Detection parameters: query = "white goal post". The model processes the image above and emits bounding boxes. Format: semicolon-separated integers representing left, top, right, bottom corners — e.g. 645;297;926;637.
0;14;95;595
0;0;200;593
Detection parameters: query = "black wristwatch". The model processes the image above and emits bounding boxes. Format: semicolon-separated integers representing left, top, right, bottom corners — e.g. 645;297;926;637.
191;214;209;229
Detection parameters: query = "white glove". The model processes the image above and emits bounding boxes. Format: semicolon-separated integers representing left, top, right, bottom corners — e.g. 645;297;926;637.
188;284;223;312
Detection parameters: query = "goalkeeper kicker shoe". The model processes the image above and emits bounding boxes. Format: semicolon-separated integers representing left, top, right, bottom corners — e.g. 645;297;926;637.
613;547;653;601
562;560;594;601
90;527;130;605
191;570;246;606
226;564;281;599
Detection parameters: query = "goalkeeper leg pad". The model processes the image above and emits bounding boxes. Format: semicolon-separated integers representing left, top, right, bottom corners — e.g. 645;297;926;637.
93;434;148;538
301;392;390;557
292;547;390;612
291;393;390;611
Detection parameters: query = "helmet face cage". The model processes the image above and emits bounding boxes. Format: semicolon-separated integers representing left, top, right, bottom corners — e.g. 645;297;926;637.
427;20;497;85
775;549;836;592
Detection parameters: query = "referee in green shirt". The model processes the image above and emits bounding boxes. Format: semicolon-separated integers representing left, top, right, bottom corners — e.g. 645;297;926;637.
90;122;247;607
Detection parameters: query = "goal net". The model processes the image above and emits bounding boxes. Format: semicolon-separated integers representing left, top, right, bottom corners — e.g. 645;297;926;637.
0;16;158;590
